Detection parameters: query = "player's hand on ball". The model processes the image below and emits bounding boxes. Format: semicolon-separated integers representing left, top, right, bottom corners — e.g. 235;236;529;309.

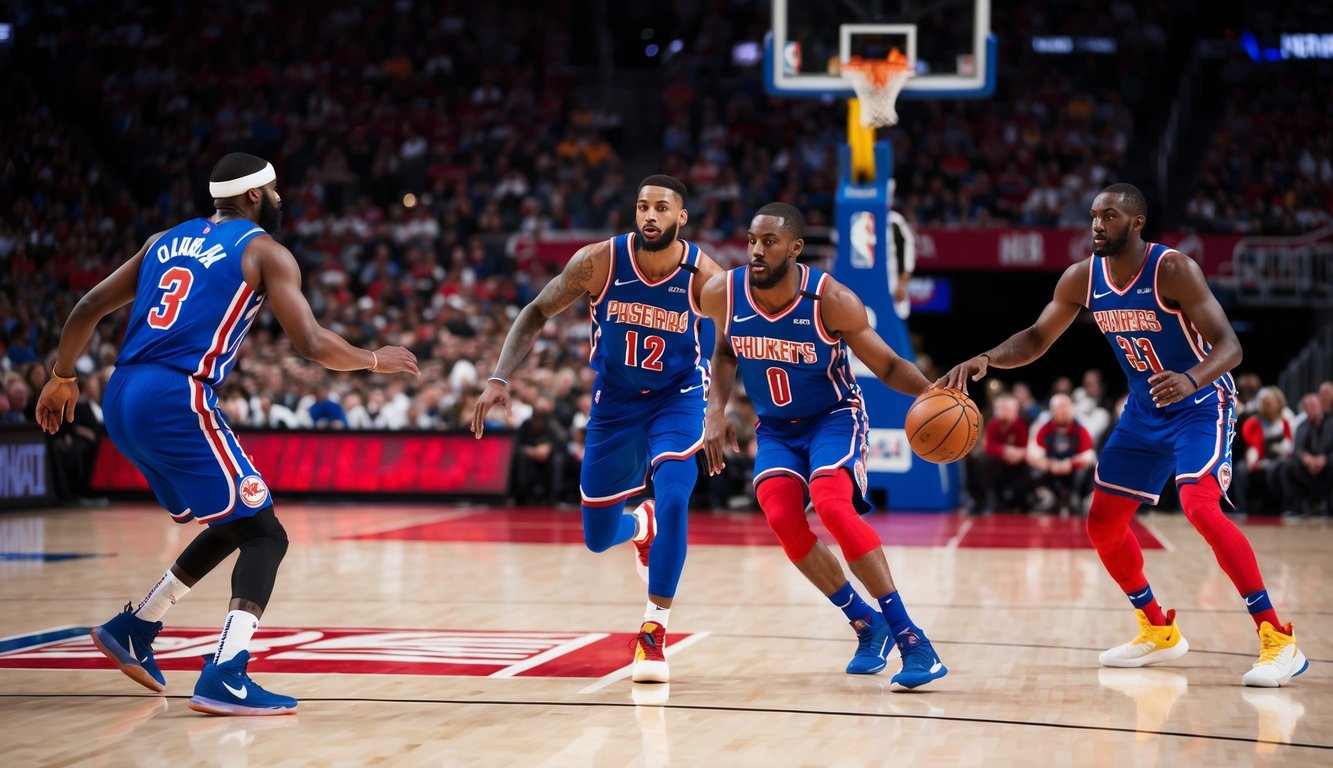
934;354;990;392
471;379;512;439
371;346;421;376
703;409;739;476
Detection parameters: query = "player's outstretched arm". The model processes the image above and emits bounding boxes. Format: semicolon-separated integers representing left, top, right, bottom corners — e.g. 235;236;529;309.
471;240;610;438
254;237;419;375
1146;252;1242;407
699;272;739;475
819;278;930;398
936;261;1089;392
36;232;164;434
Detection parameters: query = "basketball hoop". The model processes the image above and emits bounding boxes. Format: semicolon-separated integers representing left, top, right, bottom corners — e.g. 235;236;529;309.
841;50;915;128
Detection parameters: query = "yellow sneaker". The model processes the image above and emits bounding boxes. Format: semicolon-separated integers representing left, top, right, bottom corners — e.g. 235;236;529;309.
1241;622;1309;688
1099;608;1189;668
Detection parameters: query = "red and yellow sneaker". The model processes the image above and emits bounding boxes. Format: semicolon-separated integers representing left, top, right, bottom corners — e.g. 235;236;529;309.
631;620;669;683
630;500;656;583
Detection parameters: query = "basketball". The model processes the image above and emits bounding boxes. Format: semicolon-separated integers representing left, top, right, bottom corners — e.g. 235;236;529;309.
904;388;982;464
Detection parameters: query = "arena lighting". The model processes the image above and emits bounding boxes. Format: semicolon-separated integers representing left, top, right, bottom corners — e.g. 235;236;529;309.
1238;30;1333;61
1030;35;1117;55
402;192;417;208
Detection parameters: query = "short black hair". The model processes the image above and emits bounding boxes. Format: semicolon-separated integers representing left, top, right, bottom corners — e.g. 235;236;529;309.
754;202;806;240
1100;183;1147;217
638;174;687;204
211;152;270;184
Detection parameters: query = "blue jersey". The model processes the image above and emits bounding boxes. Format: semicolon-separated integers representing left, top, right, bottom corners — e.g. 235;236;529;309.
1085;243;1236;413
119;218;268;388
588;233;710;393
726;264;862;421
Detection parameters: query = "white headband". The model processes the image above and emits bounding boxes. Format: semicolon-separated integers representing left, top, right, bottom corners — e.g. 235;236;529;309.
209;163;276;198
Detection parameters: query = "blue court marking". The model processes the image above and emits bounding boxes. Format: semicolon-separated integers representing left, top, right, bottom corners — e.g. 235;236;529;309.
0;626;89;655
0;553;109;562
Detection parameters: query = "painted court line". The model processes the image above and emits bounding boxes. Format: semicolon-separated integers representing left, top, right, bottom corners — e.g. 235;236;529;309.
489;633;610;678
577;632;711;694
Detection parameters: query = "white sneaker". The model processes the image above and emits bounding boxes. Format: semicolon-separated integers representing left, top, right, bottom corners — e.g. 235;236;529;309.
1099;609;1189;668
1241;622;1309;688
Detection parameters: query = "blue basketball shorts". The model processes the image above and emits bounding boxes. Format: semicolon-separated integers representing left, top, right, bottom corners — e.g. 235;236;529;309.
579;378;706;507
104;364;270;525
753;404;872;514
1094;394;1237;506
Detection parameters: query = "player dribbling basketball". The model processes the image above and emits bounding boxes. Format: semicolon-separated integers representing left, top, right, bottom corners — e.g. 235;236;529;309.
938;183;1307;687
701;203;947;689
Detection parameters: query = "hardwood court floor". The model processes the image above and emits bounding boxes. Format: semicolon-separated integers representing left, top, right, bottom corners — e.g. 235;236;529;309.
0;503;1328;766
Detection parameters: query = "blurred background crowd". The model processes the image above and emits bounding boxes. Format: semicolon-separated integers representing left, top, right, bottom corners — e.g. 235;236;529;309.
3;1;1329;511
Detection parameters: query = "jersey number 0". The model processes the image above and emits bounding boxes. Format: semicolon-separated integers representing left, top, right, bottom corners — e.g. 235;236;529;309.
147;267;194;330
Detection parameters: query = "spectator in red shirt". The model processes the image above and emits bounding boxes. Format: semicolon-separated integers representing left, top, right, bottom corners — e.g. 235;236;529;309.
1028;393;1096;515
1241;386;1294;515
978;393;1032;513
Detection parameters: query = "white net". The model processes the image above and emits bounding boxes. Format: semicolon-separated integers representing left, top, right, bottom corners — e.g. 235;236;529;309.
842;60;915;128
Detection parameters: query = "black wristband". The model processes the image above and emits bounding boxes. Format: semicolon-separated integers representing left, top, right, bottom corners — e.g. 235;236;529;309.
1184;372;1199;389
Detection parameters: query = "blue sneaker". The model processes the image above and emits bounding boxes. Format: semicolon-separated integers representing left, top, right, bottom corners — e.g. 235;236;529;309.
845;613;892;674
189;650;298;716
890;628;948;690
90;603;166;692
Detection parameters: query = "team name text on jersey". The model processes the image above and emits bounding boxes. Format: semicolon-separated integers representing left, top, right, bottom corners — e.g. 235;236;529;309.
604;300;689;334
730;336;818;364
156;236;227;268
1092;309;1162;334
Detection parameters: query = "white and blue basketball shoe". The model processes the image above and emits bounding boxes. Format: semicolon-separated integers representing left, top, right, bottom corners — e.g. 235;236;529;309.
91;603;166;692
188;651;298;716
890;628;949;690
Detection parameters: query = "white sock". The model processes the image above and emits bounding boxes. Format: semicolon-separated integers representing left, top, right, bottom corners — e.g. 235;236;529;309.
134;570;190;622
214;610;259;664
644;601;670;629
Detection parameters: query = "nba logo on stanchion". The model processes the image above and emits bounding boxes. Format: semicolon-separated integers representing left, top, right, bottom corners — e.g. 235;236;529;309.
850;212;875;269
782;41;801;76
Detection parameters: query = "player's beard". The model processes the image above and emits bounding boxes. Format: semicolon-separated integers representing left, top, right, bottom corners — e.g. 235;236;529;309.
749;256;791;290
259;193;284;236
1092;228;1128;257
637;220;679;252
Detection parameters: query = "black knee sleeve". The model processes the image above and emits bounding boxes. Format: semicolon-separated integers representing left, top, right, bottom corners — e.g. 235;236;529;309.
176;527;240;582
227;507;289;610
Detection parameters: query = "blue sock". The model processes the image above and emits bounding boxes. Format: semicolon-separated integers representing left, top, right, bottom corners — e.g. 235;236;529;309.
1126;584;1156;610
1243;589;1273;616
877;591;917;637
828;582;876;623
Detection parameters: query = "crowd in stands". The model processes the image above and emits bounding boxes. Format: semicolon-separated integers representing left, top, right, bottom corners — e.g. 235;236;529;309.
3;1;1330;508
965;373;1333;518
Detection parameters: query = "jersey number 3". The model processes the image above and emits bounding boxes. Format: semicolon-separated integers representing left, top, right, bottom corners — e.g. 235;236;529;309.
1115;335;1164;373
147;267;194;330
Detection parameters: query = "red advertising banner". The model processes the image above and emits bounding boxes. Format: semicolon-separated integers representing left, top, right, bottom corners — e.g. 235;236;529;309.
511;230;1242;276
90;431;514;496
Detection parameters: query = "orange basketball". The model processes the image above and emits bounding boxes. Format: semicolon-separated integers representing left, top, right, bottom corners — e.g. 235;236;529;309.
904;388;982;464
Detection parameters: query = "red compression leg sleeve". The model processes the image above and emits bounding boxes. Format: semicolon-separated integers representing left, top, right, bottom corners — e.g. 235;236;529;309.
756;475;818;562
1086;489;1167;625
809;471;882;562
1178;476;1280;628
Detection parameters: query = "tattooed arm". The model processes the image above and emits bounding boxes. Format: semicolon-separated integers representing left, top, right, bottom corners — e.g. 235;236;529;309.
471;240;610;437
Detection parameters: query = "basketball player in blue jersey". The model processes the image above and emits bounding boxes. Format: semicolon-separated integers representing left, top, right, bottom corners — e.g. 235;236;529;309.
470;175;722;683
35;153;419;714
700;203;948;690
939;183;1306;687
